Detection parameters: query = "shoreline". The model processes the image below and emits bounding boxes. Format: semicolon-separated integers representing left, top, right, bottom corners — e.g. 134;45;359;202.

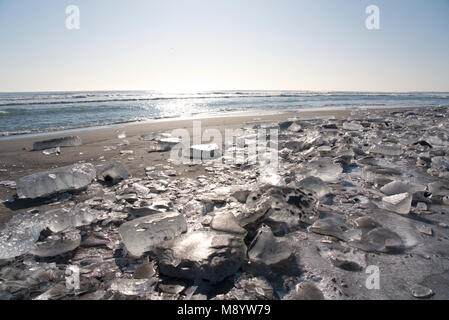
0;104;440;141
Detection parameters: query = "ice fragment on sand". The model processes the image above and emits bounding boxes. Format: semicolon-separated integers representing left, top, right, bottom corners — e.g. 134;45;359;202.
119;212;187;257
16;163;96;199
32;136;82;151
157;231;246;283
97;162;130;185
382;192;412;214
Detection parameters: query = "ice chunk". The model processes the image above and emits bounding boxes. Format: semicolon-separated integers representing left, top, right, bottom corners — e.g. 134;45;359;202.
283;282;324;300
297;176;331;198
159;137;182;145
382;192;412;214
411;284;434;299
380;181;426;196
108;279;153;296
247;225;293;275
119;211;187;257
369;145;403;156
190;143;222;160
0;180;16;189
361;227;403;253
140;132;172;141
30;230;81;258
97;162;130;185
117;132;126;139
0;213;47;259
148;142;173;153
308;217;347;240
210;210;247;235
258;166;282;186
428;181;449;196
240;185;318;233
42;147;61;155
33;283;68;300
343;122;364;131
157;231;247;283
32;136;82;151
16;163;96;199
45;204;106;233
299;158;342;183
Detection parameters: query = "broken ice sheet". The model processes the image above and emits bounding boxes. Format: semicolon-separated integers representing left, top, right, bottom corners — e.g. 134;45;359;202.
16;163;96;199
108;278;153;296
44;203;107;233
381;192;413;215
0;213;48;259
29;229;81;258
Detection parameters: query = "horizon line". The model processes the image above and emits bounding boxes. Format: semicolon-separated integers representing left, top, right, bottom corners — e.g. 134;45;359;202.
1;89;449;94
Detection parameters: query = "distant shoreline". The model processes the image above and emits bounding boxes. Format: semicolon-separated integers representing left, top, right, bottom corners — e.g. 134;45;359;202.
0;104;442;141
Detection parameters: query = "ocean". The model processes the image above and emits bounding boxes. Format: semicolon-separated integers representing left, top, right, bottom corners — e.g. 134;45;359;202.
0;90;448;137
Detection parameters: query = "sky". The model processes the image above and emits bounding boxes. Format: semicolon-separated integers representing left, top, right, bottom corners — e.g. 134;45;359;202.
0;0;448;92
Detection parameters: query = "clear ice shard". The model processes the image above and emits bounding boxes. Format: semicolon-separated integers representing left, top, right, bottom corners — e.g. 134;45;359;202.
382;192;413;214
97;162;130;185
119;211;187;257
297;176;331;198
299;158;342;183
247;225;293;274
0;213;47;259
45;203;106;233
140;132;172;141
343;122;364;131
190;143;222;160
0;203;104;259
16;163;96;199
157;231;247;283
32;136;82;151
108;278;153;296
380;181;426;196
29;230;81;258
369;145;403;156
210;210;247;235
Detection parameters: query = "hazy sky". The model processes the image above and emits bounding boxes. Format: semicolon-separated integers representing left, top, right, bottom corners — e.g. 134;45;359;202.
0;0;448;92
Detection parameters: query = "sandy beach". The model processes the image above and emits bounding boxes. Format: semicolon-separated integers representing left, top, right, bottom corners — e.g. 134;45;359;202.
0;107;397;226
2;104;449;301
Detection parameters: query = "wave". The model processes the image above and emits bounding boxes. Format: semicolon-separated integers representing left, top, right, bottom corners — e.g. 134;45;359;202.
0;118;145;137
2;91;448;107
